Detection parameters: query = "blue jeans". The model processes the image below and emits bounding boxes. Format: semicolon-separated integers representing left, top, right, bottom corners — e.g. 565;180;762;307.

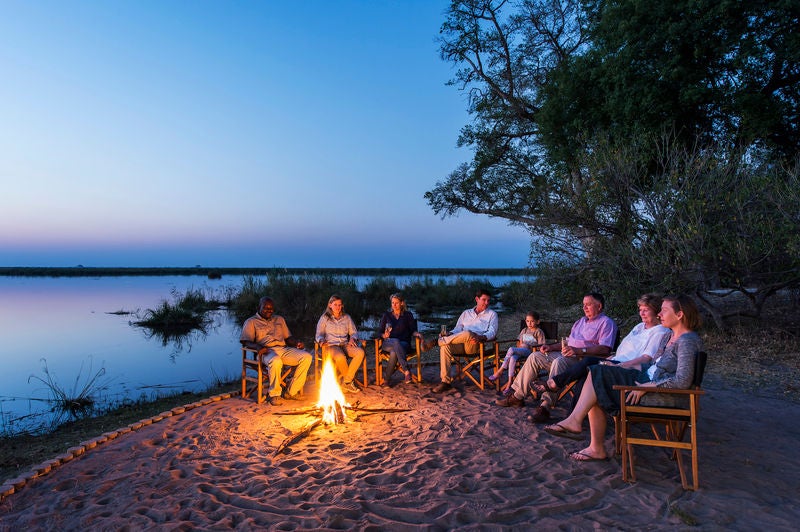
382;338;411;377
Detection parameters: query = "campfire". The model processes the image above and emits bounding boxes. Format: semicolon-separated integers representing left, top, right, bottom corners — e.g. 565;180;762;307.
316;356;349;425
273;356;411;456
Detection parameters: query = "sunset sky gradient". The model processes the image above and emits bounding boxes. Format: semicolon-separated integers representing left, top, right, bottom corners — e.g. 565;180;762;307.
0;0;531;268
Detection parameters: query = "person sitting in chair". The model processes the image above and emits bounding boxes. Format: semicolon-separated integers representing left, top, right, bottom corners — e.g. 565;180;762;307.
489;311;546;396
424;288;498;394
240;296;312;406
377;292;423;386
542;294;703;462
315;294;366;394
496;292;617;424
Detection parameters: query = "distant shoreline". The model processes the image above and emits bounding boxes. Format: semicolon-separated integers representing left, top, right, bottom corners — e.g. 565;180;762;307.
0;266;531;278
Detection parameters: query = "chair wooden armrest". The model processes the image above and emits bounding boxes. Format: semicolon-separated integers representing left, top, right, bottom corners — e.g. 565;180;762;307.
613;384;706;396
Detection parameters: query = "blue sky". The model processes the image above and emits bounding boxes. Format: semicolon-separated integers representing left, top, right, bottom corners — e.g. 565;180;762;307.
0;0;532;268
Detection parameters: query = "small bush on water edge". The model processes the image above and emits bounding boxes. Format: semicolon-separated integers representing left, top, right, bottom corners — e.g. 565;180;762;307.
133;288;227;341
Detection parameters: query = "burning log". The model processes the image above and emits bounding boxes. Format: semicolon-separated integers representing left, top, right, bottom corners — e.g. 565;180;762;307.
271;357;412;455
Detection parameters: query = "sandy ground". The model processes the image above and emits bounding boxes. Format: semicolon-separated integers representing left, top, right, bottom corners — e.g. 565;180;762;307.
1;366;799;530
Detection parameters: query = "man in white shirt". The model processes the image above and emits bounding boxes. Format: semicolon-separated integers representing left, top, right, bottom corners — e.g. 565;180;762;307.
427;289;498;394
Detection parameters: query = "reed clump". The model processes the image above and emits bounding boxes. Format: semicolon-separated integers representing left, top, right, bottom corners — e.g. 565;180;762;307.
25;358;111;429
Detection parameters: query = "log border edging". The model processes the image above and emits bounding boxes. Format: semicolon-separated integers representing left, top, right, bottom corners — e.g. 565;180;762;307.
0;391;235;503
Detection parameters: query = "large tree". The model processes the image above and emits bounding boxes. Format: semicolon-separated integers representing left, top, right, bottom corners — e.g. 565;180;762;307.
427;0;800;325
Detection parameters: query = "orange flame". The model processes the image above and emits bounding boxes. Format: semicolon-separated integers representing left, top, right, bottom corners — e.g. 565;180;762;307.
316;356;349;424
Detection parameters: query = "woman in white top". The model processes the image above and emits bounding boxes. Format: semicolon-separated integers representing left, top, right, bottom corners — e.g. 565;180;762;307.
534;293;670;394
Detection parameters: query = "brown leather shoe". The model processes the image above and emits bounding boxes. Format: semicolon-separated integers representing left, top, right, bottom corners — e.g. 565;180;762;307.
431;381;452;393
495;394;524;407
531;405;551;423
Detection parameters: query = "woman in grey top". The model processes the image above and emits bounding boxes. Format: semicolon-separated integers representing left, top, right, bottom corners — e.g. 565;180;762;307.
543;294;703;462
315;294;365;393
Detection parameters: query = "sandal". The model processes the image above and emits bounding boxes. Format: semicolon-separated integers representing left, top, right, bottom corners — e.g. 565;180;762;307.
544;422;584;441
569;450;608;462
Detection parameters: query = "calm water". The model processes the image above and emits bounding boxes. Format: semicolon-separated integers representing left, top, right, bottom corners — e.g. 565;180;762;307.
0;273;525;435
0;275;242;435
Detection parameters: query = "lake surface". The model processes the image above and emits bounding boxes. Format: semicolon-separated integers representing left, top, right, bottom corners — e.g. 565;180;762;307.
0;272;525;435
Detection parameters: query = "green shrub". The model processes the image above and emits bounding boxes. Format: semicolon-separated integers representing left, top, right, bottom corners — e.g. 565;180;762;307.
403;277;495;318
228;273;363;340
362;276;400;317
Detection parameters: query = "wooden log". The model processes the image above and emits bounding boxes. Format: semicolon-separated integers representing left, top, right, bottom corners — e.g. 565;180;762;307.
273;419;323;456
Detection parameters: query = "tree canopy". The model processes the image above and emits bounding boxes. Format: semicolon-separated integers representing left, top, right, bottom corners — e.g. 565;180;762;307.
427;0;800;326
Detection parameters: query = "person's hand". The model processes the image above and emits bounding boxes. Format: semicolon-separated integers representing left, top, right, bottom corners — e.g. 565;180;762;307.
562;344;576;357
626;389;647;404
295;341;305;350
625;381;655;404
540;344;551;353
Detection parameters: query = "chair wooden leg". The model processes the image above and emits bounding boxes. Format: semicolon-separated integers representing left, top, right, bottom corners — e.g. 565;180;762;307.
375;343;383;386
558;380;577;403
241;363;247;399
361;356;368;388
256;362;264;403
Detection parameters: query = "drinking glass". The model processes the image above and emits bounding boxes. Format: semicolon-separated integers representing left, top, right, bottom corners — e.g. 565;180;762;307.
385;324;392;336
561;336;569;352
440;325;448;337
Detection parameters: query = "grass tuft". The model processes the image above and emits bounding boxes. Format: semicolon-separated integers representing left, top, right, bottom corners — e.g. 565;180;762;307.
26;358;111;428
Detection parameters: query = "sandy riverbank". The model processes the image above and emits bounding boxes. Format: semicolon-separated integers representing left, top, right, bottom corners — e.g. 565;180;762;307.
1;366;799;530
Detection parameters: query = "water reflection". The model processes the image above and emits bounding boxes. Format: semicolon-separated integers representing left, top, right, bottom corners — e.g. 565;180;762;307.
133;309;230;361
